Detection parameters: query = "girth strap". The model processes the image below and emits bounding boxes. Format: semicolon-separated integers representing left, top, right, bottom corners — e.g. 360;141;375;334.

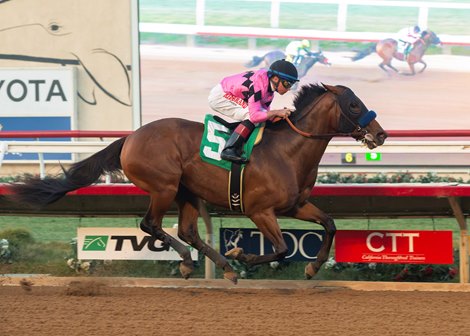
228;163;244;213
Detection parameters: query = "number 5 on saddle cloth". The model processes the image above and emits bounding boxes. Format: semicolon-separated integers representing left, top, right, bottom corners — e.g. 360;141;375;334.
200;114;263;170
199;114;264;212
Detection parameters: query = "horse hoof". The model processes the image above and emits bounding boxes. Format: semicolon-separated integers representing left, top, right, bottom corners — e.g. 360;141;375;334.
223;271;238;285
304;262;317;280
179;262;194;279
224;247;244;259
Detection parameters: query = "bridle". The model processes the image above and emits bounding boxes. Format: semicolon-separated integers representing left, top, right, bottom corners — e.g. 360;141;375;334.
284;88;376;140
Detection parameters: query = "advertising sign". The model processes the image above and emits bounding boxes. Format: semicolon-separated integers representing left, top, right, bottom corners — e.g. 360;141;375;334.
0;68;76;161
77;227;197;261
0;68;76;117
219;228;325;261
0;0;137;131
335;230;453;264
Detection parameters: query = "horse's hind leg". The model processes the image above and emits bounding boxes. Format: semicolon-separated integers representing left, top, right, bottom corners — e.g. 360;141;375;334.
175;186;238;284
140;193;195;279
288;201;336;279
386;63;399;73
379;61;398;74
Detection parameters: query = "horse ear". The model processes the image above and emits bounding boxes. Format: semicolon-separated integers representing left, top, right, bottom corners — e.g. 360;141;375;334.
321;83;340;93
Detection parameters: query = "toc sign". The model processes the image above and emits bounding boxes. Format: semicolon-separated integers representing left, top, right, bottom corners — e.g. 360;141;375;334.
0;68;76;117
335;230;453;264
219;228;324;261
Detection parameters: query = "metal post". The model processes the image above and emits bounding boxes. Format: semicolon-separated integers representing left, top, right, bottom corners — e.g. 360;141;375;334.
130;0;142;130
418;6;429;29
448;197;469;283
38;152;45;179
198;199;215;279
270;0;280;28
337;3;348;32
248;38;257;49
0;141;6;169
461;230;469;283
196;0;205;26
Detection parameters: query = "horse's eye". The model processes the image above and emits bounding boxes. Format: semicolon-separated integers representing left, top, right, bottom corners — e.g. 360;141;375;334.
350;102;359;109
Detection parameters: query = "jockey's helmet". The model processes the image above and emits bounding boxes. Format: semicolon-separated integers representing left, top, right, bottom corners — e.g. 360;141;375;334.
301;39;311;48
268;60;299;82
413;25;421;33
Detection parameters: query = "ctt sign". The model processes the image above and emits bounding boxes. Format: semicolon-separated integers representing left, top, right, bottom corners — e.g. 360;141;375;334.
219;228;325;261
335;230;453;264
77;227;197;261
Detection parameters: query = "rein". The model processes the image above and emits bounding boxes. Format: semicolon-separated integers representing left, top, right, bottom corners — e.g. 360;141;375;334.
284;90;368;139
284;117;348;139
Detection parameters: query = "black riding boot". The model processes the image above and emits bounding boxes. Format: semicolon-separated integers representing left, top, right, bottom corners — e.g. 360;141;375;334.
221;120;255;164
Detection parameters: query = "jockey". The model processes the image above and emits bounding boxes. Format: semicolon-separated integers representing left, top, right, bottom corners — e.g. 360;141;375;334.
208;59;298;164
285;39;311;65
397;25;421;58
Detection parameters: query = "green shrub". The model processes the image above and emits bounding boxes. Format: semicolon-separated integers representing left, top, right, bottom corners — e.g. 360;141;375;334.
0;228;35;255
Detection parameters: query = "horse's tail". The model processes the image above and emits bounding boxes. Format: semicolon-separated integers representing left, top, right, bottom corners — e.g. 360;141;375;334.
8;137;127;208
350;43;377;61
244;56;263;68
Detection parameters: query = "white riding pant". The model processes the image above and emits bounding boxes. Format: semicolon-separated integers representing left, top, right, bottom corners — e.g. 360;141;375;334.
208;84;249;121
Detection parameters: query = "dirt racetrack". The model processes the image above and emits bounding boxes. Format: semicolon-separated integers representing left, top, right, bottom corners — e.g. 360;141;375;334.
141;45;470;130
2;278;470;336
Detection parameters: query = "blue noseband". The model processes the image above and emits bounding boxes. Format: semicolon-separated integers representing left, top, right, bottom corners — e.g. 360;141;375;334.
358;110;377;128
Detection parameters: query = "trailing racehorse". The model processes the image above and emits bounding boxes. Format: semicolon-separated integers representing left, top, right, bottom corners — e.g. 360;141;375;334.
351;30;441;75
7;83;387;284
245;50;330;79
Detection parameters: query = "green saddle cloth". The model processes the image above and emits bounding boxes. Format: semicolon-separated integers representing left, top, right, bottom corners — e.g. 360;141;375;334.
199;114;261;170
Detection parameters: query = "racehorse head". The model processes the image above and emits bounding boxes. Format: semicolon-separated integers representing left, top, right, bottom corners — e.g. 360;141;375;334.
309;50;331;66
421;30;441;47
295;50;331;79
292;83;387;149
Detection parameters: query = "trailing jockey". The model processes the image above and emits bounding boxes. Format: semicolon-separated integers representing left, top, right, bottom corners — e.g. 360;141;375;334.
397;25;421;59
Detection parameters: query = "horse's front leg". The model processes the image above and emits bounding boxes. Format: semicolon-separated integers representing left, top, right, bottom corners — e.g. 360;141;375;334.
417;60;427;73
289;201;336;279
401;62;416;76
225;209;288;266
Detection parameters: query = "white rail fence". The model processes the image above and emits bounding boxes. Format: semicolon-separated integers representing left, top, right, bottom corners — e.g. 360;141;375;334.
2;140;470;178
142;0;470;47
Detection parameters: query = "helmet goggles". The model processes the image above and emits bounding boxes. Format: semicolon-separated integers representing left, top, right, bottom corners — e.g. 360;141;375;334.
268;69;299;84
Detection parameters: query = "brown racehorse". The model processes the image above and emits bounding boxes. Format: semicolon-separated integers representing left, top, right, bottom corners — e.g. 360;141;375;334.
352;30;441;75
7;83;387;284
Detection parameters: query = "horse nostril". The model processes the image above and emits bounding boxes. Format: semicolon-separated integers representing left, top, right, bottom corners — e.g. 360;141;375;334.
377;131;388;144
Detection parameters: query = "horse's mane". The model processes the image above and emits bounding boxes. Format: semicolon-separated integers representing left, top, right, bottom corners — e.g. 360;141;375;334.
292;83;327;121
264;83;327;130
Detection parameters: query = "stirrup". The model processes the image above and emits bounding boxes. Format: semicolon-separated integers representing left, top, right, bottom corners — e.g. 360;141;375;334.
221;149;248;164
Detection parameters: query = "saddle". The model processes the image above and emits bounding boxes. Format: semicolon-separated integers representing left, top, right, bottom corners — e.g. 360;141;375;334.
396;40;412;60
212;115;239;130
200;114;266;212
